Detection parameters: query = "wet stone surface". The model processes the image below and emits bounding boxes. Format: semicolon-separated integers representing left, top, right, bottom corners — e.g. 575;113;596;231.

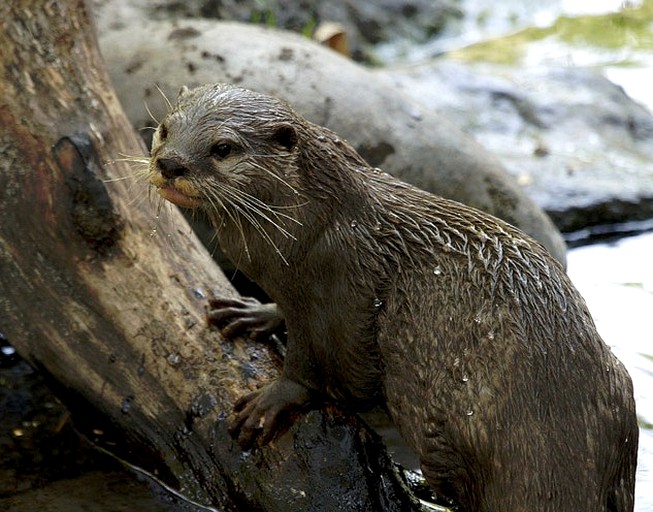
379;60;653;235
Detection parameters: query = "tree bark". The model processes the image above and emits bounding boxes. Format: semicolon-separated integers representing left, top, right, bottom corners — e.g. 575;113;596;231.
0;1;424;510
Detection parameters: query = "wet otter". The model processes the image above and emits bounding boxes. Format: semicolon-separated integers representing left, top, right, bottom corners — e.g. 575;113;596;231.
148;84;638;511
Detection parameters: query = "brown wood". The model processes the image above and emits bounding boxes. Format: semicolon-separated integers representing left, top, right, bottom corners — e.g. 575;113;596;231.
0;1;423;510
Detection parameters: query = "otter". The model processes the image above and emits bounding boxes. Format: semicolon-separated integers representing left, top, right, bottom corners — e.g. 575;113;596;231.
148;84;638;512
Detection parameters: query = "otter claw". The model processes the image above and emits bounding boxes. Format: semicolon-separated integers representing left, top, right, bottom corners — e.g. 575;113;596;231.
207;296;284;341
228;378;312;449
228;389;267;449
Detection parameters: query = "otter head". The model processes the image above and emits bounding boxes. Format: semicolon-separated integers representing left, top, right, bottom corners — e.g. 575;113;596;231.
148;84;371;267
148;84;301;215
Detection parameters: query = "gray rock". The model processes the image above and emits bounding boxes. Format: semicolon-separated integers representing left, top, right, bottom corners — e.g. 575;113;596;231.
97;16;566;264
380;60;653;235
94;0;461;62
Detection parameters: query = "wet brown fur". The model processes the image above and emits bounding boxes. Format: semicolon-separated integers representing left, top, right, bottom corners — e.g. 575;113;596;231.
149;84;638;512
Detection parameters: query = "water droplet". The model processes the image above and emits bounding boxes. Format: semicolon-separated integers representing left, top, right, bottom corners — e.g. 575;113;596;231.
473;315;482;324
316;135;326;142
137;365;146;377
121;397;133;414
350;220;358;228
167;353;181;366
433;266;443;276
462;375;469;383
193;287;206;299
1;345;16;357
373;298;383;308
409;109;423;122
466;409;474;416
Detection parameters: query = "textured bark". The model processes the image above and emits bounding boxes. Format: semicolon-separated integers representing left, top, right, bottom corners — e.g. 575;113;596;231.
0;1;423;510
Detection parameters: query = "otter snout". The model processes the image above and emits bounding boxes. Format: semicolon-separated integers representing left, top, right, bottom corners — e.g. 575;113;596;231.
150;156;202;208
157;157;189;180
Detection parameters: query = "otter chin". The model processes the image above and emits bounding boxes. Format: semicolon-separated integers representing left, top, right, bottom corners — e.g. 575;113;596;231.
147;83;638;512
155;185;202;209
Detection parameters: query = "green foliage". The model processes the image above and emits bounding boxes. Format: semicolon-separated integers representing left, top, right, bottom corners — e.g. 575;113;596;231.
452;0;653;65
250;0;278;28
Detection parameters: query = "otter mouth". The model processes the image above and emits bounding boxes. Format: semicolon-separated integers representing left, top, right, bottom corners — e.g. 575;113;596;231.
156;185;202;209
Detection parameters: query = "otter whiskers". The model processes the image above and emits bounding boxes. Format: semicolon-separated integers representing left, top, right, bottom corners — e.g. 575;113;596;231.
247;157;301;197
204;188;252;264
105;154;150;182
102;154;159;211
203;181;299;266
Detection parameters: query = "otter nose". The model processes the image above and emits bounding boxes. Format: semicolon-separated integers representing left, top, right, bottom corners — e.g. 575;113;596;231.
157;158;188;179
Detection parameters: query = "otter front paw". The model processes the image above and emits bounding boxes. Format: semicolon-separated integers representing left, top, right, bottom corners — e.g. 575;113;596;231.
207;296;284;340
228;378;312;449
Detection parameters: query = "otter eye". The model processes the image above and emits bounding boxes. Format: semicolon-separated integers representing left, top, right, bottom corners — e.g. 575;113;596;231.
273;124;297;150
158;123;168;140
210;143;233;159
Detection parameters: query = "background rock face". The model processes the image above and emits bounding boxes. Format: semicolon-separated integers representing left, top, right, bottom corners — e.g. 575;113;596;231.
97;16;567;264
381;61;653;235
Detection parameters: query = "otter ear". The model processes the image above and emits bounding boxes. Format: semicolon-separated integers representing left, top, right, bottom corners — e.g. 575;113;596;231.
177;85;190;99
272;124;297;151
